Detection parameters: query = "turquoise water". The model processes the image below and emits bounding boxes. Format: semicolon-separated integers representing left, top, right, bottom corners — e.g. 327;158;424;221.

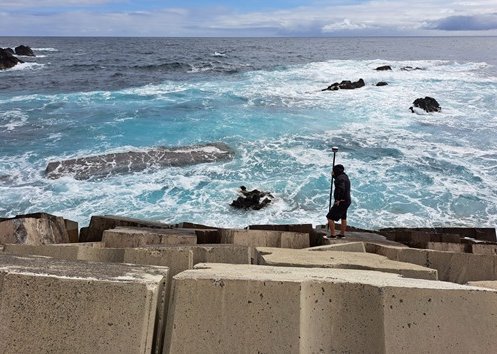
1;37;497;229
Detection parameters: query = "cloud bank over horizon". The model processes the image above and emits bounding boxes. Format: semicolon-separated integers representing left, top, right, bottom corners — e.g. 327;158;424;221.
1;0;497;36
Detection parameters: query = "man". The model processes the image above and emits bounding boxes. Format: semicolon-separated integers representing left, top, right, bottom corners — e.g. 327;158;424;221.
326;164;351;238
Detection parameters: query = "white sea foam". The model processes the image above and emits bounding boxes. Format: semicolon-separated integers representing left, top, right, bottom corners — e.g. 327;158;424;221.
0;110;28;131
32;48;58;52
6;62;45;72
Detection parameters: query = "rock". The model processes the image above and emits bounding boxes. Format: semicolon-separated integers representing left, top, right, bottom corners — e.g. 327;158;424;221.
4;47;14;54
401;66;424;71
322;78;365;91
0;48;24;70
45;142;234;180
376;81;388;86
14;45;35;56
230;186;274;210
375;65;392;71
0;213;70;245
410;97;441;113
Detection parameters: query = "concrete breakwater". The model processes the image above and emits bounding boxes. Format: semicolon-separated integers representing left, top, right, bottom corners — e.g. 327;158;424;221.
45;142;235;180
1;213;497;353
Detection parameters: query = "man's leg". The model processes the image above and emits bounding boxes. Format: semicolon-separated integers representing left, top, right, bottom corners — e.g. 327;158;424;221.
327;218;336;237
340;218;347;236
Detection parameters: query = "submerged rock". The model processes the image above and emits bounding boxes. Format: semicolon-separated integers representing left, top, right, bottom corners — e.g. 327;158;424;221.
230;186;274;210
45;142;235;180
322;79;365;91
410;97;441;113
401;66;424;71
376;81;388;86
0;48;24;70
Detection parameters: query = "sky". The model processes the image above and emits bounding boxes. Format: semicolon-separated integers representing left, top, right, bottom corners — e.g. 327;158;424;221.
1;0;497;37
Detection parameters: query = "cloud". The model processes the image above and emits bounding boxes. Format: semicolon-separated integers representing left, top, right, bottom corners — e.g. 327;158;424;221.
322;19;372;32
427;13;497;31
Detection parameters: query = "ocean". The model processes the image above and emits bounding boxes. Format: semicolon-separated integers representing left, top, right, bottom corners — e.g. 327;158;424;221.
1;36;496;229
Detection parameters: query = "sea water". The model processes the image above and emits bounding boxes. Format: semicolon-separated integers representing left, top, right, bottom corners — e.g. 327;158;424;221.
1;37;496;229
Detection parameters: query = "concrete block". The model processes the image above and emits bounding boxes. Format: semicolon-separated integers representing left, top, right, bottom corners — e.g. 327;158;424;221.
2;243;125;263
191;244;252;265
256;247;437;280
76;246;125;263
280;231;310;248
82;215;174;242
194;229;221;244
426;242;467;253
3;243;79;259
371;246;497;284
307;242;366;253
467;280;497;290
471;244;497;255
124;247;193;279
165;263;497;354
0;214;70;245
102;227;196;248
64;218;79;243
0;254;168;354
220;229;309;249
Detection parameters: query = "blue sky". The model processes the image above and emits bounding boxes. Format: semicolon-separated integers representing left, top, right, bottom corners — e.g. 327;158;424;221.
1;0;497;36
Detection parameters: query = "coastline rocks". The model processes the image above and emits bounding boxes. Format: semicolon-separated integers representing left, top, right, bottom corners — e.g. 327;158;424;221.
230;186;274;210
376;81;388;86
0;48;24;70
375;65;392;71
14;45;35;56
410;97;441;113
45;142;235;180
322;78;365;91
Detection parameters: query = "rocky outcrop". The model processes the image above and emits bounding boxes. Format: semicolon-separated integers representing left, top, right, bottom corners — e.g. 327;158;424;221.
230;186;274;210
14;45;35;56
409;96;441;113
375;65;392;71
0;213;71;245
0;48;24;70
45;142;235;180
376;81;388;86
322;78;365;91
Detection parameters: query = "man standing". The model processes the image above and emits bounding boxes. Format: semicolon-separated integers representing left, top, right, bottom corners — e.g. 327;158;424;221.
326;164;351;238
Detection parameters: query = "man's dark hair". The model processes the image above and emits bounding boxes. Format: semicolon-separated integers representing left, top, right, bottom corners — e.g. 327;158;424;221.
333;164;345;175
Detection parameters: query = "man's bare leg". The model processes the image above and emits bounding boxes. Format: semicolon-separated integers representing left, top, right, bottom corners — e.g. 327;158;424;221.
340;219;347;236
327;218;336;237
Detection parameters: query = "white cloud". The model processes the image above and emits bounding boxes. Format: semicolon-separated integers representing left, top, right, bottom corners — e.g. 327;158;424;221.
322;19;371;32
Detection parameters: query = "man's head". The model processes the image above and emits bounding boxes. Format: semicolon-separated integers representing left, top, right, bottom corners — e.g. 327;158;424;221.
333;164;345;176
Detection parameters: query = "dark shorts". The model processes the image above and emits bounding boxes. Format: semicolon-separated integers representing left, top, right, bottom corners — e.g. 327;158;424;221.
326;201;351;222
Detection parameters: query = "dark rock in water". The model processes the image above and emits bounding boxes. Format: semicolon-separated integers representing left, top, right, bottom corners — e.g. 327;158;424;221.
322;78;365;91
410;97;441;113
4;47;14;54
14;45;35;56
0;48;24;70
376;82;388;86
375;65;392;71
230;186;274;210
45;142;234;180
401;66;424;71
